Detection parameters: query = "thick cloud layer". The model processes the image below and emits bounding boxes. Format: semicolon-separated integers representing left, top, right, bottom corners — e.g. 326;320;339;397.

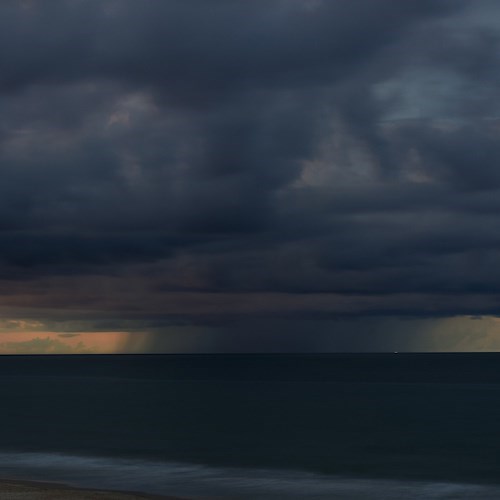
1;1;500;350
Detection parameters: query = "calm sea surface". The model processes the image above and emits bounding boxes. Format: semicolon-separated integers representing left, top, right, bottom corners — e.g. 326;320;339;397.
0;353;500;499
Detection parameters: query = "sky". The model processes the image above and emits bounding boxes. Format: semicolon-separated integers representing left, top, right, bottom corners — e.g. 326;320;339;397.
2;0;500;353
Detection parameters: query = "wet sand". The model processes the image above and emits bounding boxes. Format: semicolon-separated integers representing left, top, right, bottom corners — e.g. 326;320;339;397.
0;479;188;499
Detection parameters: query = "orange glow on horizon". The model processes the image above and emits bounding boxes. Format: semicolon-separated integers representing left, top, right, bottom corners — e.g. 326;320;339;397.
0;330;132;354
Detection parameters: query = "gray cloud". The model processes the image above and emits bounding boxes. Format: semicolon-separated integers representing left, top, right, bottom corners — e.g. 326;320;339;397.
1;1;500;351
0;336;92;354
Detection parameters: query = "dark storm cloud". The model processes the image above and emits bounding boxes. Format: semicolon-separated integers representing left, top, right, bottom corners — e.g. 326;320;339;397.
2;0;500;345
0;1;456;95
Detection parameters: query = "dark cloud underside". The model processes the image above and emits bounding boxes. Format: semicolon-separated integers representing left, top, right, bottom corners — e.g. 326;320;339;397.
1;1;500;350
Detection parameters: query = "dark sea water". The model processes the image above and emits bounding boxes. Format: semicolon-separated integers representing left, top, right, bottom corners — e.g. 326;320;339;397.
1;353;500;498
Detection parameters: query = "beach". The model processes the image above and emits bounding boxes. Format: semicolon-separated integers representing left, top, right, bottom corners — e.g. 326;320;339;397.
0;480;186;499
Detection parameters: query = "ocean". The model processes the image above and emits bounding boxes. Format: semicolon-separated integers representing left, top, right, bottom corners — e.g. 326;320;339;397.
0;353;500;499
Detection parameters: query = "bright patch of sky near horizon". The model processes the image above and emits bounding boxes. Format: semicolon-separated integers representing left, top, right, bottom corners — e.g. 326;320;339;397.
0;316;500;354
0;331;129;354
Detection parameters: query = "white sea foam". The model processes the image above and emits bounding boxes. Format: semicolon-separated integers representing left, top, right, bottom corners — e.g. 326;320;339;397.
0;451;499;499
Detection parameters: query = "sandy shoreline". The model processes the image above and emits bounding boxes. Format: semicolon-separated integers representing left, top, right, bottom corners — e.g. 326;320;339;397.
0;479;189;499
